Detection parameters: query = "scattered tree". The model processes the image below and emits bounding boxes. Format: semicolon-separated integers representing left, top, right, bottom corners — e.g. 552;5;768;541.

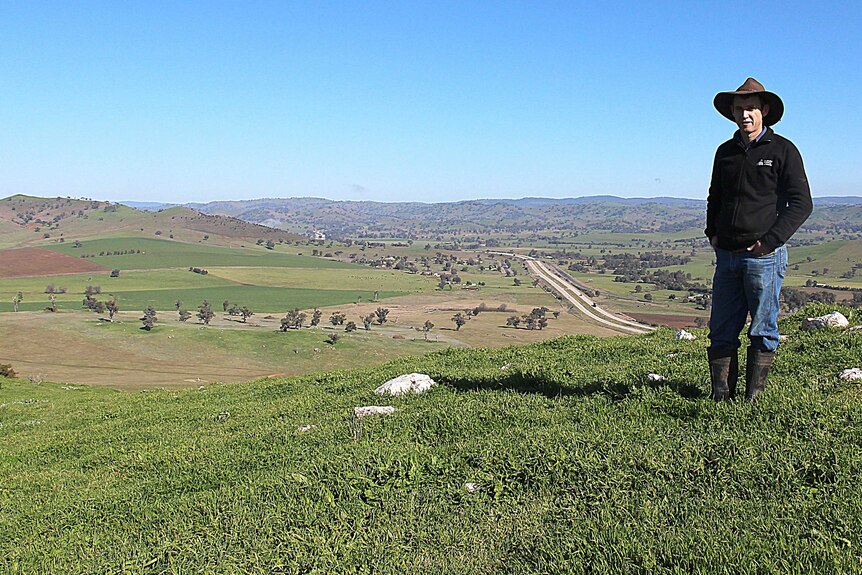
179;309;191;322
141;306;157;331
374;307;390;325
345;321;357;333
310;308;322;327
12;292;22;312
362;313;375;331
240;306;254;323
452;312;467;331
198;300;214;325
175;300;183;311
330;312;346;326
110;269;120;278
105;299;119;321
422;320;434;340
326;333;340;345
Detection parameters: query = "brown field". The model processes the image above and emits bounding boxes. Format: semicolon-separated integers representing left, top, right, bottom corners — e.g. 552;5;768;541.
0;247;107;278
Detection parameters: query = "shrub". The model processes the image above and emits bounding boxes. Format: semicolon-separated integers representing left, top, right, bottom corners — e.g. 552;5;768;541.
0;364;16;378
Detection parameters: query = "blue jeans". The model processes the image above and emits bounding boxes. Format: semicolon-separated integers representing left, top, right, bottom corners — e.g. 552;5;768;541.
708;245;787;352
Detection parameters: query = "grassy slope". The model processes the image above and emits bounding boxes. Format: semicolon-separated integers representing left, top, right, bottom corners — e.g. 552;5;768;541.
1;304;861;573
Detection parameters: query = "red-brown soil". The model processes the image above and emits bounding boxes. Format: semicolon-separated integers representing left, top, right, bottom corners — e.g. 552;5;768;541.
0;248;107;278
626;312;701;329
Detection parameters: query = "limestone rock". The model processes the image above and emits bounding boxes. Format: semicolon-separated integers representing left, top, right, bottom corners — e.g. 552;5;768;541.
801;311;849;331
839;368;862;382
464;482;479;493
297;424;316;433
676;329;696;341
375;373;435;396
647;373;667;382
353;406;397;418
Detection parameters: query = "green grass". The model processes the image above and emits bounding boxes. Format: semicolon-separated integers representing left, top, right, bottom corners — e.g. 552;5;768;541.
45;237;358;270
2;304;861;573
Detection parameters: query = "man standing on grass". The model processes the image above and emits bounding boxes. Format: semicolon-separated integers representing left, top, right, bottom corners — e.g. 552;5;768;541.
705;78;812;401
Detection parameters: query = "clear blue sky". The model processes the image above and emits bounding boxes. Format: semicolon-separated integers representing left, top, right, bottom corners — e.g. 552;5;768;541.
2;1;860;203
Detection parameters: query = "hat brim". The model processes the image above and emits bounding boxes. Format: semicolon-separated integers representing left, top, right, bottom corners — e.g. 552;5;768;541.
713;90;784;126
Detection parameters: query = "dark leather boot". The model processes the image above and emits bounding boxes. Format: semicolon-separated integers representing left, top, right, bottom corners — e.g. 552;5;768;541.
728;353;739;399
745;348;775;402
708;348;737;401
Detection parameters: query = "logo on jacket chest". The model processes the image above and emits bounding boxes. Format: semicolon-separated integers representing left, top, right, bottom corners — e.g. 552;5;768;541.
756;159;774;167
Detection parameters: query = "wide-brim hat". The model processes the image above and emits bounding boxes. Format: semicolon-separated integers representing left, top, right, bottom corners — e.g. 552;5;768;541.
713;77;784;126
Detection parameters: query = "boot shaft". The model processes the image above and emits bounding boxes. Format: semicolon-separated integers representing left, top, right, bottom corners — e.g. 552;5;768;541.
745;348;775;401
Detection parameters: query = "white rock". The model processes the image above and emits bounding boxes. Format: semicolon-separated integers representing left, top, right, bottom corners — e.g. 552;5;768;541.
647;373;667;382
848;325;862;332
374;373;436;396
801;311;849;331
464;482;479;493
353;406;397;418
500;364;510;371
676;329;696;341
666;353;678;358
779;334;789;342
839;368;862;382
297;424;316;433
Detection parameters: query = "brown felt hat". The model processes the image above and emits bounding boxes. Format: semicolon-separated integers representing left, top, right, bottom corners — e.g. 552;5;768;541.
713;77;784;126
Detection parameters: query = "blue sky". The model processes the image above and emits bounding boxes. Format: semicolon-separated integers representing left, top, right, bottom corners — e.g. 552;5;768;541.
1;1;860;203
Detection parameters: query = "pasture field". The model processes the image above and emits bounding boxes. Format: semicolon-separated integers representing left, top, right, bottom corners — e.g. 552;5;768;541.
2;304;860;573
44;237;356;270
0;311;446;389
0;269;406;313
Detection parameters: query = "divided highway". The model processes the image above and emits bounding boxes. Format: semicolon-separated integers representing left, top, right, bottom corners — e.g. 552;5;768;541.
494;252;654;335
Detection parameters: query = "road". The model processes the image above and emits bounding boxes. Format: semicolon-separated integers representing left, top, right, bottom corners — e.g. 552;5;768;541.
492;252;654;335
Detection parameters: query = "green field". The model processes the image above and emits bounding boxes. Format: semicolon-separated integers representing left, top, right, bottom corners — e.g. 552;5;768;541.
0;268;406;313
45;237;357;270
2;304;860;573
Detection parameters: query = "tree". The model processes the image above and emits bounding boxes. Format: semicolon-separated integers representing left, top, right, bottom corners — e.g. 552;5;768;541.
345;321;357;333
228;304;241;316
310;308;322;327
422;320;434;340
47;294;57;313
105;299;119;321
374;307;390;325
223;300;230;312
198;300;214;325
85;285;101;296
506;315;521;328
265;239;275;250
175;300;183;311
281;309;306;331
179;309;191;322
141;306;157;331
452;312;467;331
240;306;254;323
330;312;346;326
12;292;22;312
110;269;120;278
362;314;375;331
326;333;340;345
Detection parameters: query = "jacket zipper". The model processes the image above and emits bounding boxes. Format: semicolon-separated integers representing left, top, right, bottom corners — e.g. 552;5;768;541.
730;144;748;233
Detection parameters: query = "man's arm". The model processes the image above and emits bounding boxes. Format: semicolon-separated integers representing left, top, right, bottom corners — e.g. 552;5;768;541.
760;140;813;251
705;149;722;245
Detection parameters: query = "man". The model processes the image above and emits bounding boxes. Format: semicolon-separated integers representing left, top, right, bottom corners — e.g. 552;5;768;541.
706;77;813;401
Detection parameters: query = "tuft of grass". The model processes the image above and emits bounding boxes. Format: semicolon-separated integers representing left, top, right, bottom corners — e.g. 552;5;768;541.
1;304;861;573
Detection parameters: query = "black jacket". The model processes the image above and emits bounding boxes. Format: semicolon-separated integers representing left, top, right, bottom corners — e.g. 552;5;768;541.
705;127;812;251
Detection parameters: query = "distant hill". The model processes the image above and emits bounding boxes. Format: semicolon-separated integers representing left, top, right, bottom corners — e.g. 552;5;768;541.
0;195;302;249
168;195;862;238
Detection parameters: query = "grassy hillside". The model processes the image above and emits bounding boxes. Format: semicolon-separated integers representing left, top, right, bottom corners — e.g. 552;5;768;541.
0;195;301;248
2;304;861;573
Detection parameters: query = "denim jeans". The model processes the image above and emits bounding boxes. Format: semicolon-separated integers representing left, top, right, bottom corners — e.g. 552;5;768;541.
708;245;787;352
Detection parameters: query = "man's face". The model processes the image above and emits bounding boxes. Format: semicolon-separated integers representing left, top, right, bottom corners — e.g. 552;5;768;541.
732;95;770;139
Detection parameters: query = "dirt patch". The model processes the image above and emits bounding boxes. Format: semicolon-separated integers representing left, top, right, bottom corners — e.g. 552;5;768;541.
626;312;702;329
0;248;107;278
